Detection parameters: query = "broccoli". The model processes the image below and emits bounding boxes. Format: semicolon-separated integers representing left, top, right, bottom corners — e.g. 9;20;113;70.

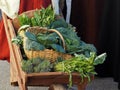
21;60;34;73
34;60;52;73
32;57;42;66
21;58;53;73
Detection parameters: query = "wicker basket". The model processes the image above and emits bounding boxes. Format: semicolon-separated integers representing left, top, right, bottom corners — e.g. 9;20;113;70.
20;26;72;62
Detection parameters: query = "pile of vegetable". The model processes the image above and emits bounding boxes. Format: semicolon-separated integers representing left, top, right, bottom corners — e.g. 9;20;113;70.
54;52;106;87
12;5;107;88
18;5;55;27
21;57;53;73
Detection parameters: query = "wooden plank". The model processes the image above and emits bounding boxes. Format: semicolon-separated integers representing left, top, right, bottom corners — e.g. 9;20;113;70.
7;19;28;90
10;53;18;85
27;72;63;77
2;12;27;90
1;12;18;85
27;72;81;77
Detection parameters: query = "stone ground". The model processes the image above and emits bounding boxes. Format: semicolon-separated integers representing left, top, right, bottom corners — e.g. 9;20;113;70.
0;60;119;90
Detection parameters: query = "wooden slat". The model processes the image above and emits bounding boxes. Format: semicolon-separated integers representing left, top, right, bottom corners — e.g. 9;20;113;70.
27;72;81;77
7;19;28;90
27;72;63;77
10;52;18;85
2;12;27;90
1;12;18;85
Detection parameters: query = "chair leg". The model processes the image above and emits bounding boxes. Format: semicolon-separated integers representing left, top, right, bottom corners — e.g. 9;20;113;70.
49;84;66;90
23;84;28;90
10;54;18;86
77;83;87;90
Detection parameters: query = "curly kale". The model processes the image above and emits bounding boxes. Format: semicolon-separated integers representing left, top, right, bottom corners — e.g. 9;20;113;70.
21;58;53;73
34;60;52;73
52;27;97;56
48;18;68;29
24;31;45;50
24;39;45;50
21;60;34;73
32;57;42;66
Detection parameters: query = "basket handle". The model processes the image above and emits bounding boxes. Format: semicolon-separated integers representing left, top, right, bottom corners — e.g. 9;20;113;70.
48;29;66;50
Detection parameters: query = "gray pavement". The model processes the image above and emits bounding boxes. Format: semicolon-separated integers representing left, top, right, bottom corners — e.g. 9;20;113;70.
0;60;48;90
0;60;119;90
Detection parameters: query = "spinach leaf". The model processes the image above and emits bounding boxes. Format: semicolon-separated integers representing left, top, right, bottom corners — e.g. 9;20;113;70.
18;14;31;26
18;5;55;27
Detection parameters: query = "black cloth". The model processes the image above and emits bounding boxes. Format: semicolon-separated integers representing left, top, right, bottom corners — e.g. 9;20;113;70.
95;0;120;88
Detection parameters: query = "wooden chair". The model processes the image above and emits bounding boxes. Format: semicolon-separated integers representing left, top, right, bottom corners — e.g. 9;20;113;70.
2;11;93;90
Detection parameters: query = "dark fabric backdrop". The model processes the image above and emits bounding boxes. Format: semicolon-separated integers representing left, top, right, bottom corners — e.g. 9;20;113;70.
97;0;120;87
70;0;97;46
69;0;120;88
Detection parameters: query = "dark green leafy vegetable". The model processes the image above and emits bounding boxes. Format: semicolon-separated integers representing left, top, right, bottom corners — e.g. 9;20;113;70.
54;27;97;56
36;32;65;52
50;44;65;53
21;57;53;73
21;60;34;73
25;31;37;41
24;31;45;50
24;39;45;50
48;18;68;29
34;60;52;72
36;33;58;46
32;57;42;66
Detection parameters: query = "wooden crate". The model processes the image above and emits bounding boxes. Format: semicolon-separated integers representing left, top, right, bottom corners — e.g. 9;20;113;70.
2;12;94;90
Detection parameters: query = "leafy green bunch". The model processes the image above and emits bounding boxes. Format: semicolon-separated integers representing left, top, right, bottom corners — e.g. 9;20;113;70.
18;5;55;27
54;52;107;87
